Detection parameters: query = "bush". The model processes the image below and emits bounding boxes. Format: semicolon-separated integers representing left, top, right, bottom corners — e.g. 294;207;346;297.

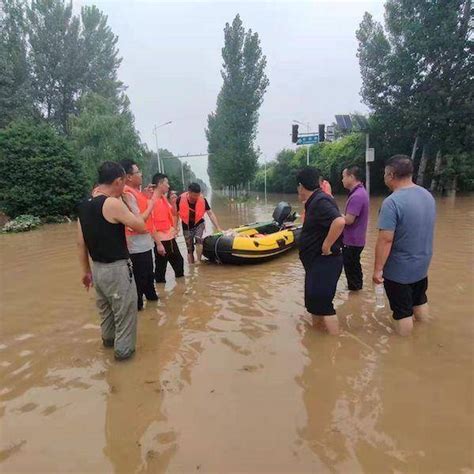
1;215;42;233
252;136;366;194
41;215;72;224
0;120;88;218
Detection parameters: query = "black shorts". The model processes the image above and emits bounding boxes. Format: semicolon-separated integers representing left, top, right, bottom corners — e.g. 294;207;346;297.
383;277;428;320
303;255;343;316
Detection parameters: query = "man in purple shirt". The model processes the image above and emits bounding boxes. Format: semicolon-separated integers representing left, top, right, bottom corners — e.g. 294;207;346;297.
341;165;369;291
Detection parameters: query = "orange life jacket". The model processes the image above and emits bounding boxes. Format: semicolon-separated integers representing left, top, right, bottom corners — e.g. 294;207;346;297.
123;185;154;235
178;192;206;225
152;196;174;232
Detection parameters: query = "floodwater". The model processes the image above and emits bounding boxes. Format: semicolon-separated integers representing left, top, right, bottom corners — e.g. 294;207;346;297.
0;193;473;474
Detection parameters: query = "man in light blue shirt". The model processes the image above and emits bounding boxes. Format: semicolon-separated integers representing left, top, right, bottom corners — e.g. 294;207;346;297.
373;155;436;336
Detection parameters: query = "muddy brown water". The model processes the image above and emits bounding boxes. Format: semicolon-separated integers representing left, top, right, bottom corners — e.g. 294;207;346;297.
0;193;473;473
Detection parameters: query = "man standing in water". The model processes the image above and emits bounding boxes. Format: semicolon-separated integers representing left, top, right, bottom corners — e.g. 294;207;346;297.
373;155;436;336
176;183;222;264
341;165;369;291
120;159;159;311
297;167;345;335
77;161;153;360
151;173;185;283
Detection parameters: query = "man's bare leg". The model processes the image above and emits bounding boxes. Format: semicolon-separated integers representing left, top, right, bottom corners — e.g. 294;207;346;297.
395;316;413;336
413;303;430;322
322;315;340;335
195;243;203;263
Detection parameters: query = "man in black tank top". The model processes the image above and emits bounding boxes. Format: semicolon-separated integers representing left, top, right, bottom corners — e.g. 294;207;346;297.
77;162;156;361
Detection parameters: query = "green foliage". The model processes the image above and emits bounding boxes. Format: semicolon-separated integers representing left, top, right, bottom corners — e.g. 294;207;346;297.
253;135;366;194
1;214;42;233
27;0;84;131
356;0;473;191
142;147;208;194
0;120;87;218
0;0;126;132
207;14;269;188
438;152;474;192
0;0;33;127
80;5;124;101
69;93;142;187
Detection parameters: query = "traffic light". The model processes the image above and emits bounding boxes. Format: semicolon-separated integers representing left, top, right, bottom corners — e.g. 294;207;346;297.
318;124;325;142
292;124;299;143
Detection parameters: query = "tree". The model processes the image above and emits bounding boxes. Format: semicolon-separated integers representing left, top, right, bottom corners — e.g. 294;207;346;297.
206;14;269;188
142;147;208;194
26;0;85;132
24;0;127;133
0;0;33;127
69;93;142;187
0;120;87;217
251;135;367;194
356;1;473;192
80;5;124;102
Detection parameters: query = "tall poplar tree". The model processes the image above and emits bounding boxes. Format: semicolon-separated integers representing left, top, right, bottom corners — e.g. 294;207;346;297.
206;14;269;188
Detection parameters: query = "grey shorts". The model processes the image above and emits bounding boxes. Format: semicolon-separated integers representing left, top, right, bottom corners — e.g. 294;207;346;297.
183;222;205;253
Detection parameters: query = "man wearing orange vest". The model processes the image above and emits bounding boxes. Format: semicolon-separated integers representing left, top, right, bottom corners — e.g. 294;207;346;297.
151;173;185;283
176;182;221;264
120;160;159;311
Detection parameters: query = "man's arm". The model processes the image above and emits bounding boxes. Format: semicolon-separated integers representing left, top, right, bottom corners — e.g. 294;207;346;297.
169;193;178;216
343;195;362;226
122;193;156;232
372;199;397;284
150;230;166;256
343;214;356;225
77;220;93;290
373;230;394;284
322;217;345;255
104;197;147;233
207;210;222;231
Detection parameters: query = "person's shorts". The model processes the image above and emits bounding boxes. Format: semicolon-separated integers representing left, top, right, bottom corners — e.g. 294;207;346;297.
303;255;343;316
183;222;206;253
383;277;428;320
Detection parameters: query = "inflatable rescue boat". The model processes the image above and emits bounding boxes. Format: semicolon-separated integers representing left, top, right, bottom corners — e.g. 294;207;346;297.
202;202;302;264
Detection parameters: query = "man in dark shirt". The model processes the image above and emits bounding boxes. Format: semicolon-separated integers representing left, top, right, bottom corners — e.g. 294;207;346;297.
298;167;345;335
176;183;221;263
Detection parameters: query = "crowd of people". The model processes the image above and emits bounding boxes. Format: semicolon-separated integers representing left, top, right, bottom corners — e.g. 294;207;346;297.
77;160;221;360
77;154;436;361
298;154;436;337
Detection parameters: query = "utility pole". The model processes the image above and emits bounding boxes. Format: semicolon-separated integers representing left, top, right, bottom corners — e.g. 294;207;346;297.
153;126;161;173
365;133;375;196
153;121;172;173
366;133;370;195
172;153;211;189
293;120;311;165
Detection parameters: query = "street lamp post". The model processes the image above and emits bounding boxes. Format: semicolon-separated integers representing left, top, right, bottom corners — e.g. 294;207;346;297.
172;153;211;190
153;121;172;173
181;158;186;189
293;119;311;165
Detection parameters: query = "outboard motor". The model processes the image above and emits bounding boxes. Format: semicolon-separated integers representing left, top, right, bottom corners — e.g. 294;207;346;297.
272;201;292;226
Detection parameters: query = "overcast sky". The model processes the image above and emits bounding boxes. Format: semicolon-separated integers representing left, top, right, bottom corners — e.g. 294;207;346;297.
79;0;385;184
